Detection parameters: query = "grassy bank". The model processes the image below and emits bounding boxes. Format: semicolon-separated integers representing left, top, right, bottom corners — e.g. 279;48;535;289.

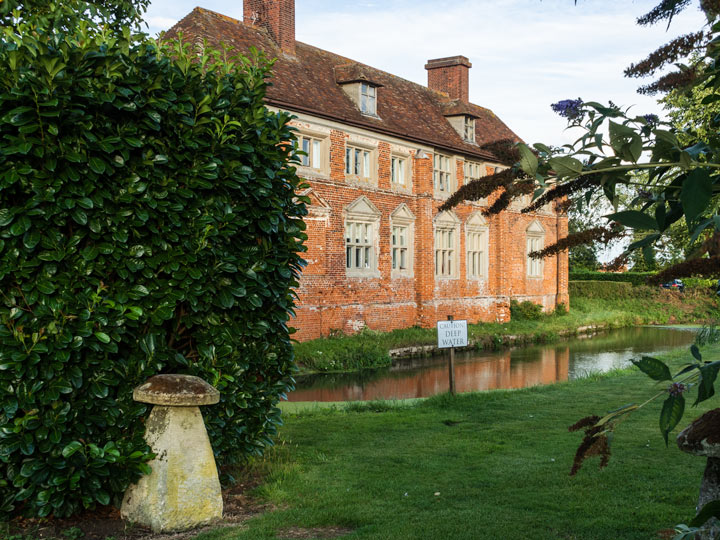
294;286;720;373
198;343;720;540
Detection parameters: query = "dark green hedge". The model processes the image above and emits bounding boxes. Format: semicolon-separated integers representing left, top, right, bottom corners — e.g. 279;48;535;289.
569;271;654;286
0;6;306;518
569;281;633;299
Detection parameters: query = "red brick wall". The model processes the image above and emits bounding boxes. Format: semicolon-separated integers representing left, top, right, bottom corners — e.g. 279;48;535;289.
291;124;568;342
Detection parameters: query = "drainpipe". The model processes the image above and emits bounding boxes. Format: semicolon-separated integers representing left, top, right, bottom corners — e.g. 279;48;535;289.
556;212;561;307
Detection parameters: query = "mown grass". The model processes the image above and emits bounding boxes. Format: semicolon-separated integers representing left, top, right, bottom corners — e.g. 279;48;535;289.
196;343;720;540
294;287;720;373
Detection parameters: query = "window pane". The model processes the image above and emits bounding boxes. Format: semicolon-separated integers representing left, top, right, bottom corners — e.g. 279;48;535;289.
346;247;351;268
312;140;321;169
363;151;370;176
355;149;361;174
346;147;351;174
364;247;370;268
301;138;310;166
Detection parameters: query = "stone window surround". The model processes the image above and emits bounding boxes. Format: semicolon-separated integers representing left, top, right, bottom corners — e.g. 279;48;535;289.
344;196;381;278
293;127;329;177
526;220;545;279
466;212;489;280
345;138;377;186
390;203;415;278
390;152;411;191
433;152;455;199
464;159;487;205
434;210;460;279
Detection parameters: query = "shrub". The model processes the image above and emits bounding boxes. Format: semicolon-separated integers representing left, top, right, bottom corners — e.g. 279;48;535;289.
510;300;543;320
570;281;633;300
0;4;305;518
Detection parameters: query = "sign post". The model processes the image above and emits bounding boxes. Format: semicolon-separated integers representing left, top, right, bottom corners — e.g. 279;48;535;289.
437;316;468;396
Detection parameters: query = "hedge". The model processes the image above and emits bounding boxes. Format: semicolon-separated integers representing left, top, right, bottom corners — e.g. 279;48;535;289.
0;4;306;518
569;281;633;299
569;271;654;286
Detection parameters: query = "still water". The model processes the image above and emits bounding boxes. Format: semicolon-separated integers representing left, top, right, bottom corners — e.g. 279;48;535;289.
287;326;697;402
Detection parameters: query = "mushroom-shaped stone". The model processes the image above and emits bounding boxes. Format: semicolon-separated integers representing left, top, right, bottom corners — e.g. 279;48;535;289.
121;374;223;533
133;374;220;406
677;408;720;540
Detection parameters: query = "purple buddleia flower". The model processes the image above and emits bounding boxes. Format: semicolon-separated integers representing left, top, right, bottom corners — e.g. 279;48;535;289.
550;98;584;121
668;382;686;397
643;114;659;127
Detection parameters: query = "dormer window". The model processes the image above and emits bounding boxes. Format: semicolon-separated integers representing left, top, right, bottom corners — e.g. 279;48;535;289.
463;117;475;142
360;83;377;115
335;64;383;118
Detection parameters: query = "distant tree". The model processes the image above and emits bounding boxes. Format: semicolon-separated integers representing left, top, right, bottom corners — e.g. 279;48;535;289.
568;207;600;271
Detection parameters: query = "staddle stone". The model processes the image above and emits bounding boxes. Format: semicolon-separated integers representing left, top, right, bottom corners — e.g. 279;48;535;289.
133;374;220;406
121;375;223;533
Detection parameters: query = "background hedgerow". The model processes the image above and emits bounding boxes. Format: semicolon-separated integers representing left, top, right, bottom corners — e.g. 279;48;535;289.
0;2;306;519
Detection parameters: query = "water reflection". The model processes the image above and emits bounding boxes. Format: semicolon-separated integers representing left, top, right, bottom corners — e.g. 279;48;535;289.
288;327;697;402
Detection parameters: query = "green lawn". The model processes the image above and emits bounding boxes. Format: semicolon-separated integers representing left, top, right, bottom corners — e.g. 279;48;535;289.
196;344;720;540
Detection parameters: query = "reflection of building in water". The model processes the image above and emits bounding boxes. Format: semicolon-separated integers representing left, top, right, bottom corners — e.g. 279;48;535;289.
288;346;571;402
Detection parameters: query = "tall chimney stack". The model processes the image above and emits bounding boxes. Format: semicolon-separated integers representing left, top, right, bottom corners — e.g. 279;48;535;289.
244;0;296;56
425;56;472;103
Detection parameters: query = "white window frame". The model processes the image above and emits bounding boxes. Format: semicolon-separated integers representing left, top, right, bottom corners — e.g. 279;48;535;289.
433;153;455;197
434;211;460;279
464;117;475;143
344;196;381;278
464;160;486;184
345;143;375;183
466;212;489;280
526;220;545;279
390;204;415;278
360;83;377;116
390;154;410;189
294;132;328;175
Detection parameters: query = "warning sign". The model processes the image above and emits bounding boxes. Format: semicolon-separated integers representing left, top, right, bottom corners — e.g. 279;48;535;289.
437;320;468;349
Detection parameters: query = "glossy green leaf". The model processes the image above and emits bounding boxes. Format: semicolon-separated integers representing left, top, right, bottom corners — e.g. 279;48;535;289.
681;169;713;224
61;441;83;458
605;210;657;231
631;356;672;381
695;362;720;406
517;143;538;176
690;500;720;527
659;394;685;446
548;156;583;178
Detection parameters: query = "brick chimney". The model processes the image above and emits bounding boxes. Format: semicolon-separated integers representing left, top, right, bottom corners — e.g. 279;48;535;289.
425;56;472;103
244;0;295;55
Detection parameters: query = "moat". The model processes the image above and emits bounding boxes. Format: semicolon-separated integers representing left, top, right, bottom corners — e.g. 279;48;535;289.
287;326;697;402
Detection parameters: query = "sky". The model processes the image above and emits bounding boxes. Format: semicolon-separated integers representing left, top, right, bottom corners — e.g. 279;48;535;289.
141;0;708;148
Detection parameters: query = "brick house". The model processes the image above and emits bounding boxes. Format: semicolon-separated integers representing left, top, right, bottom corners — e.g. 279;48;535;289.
167;1;569;342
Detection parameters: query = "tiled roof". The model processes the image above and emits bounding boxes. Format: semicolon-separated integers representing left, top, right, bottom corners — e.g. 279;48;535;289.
165;7;521;163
